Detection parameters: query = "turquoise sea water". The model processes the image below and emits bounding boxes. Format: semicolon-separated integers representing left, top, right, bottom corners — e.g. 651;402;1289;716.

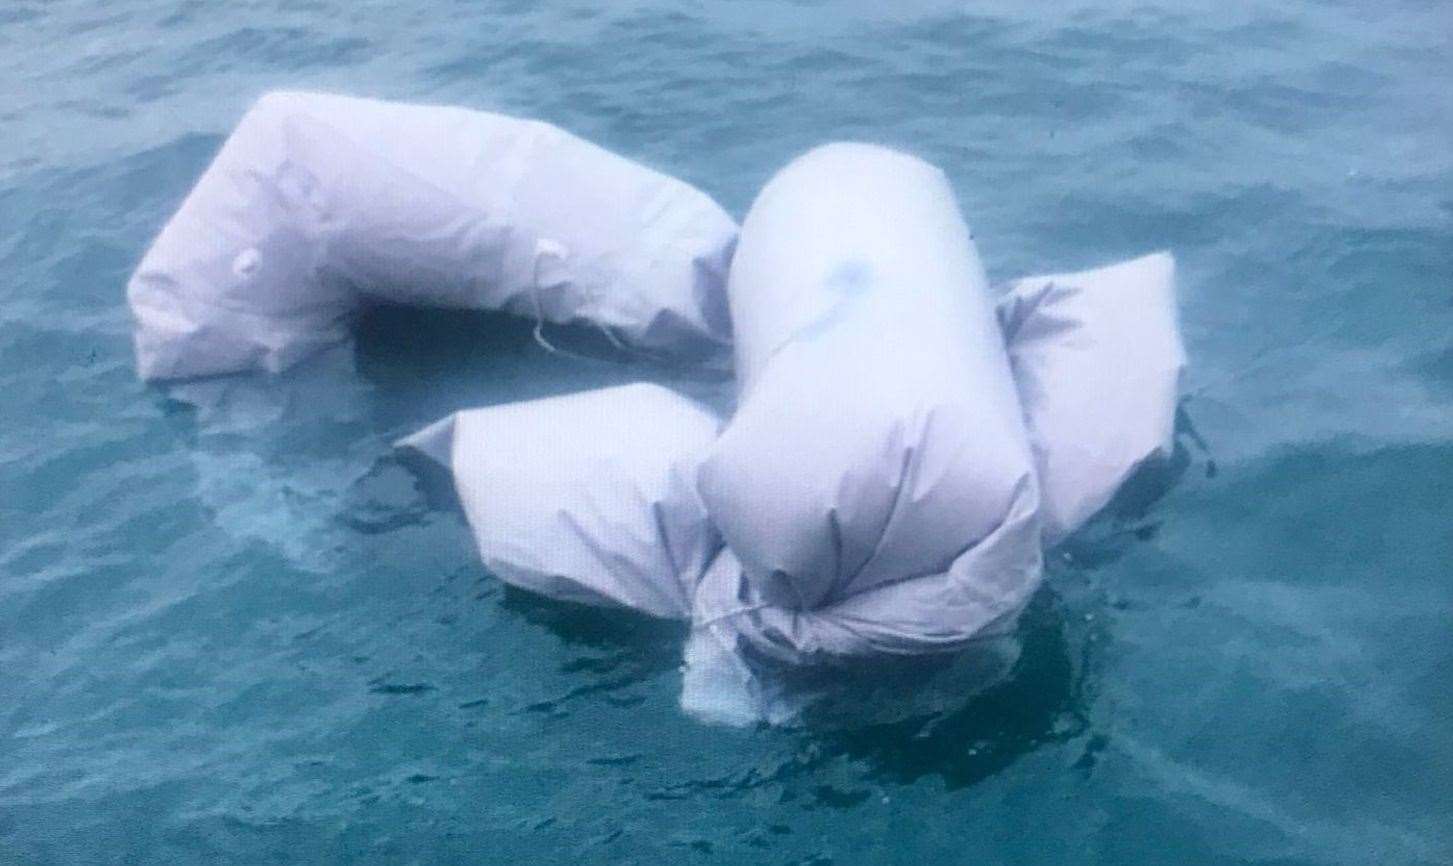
2;2;1451;863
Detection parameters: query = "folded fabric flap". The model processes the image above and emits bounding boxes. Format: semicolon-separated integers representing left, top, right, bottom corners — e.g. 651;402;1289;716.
398;383;723;620
996;251;1187;546
394;413;458;468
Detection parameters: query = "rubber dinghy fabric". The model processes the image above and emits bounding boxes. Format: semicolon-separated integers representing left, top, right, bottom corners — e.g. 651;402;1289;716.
676;145;1046;720
995;252;1186;546
129;118;1187;723
128;91;738;381
693;143;1043;663
397;384;722;620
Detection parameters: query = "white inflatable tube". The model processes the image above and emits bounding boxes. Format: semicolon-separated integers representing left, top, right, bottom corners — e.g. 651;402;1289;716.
694;143;1043;665
128;91;738;381
397;383;721;619
997;252;1185;545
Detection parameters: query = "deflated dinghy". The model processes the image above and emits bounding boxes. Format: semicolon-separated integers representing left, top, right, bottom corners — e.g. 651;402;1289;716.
401;142;1186;724
128;91;738;380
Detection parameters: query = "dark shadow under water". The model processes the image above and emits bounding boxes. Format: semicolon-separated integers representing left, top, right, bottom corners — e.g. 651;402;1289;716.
803;587;1093;791
352;302;733;434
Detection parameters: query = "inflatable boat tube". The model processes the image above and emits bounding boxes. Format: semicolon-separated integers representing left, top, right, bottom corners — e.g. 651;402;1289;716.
996;252;1185;545
128;91;738;381
397;383;721;619
693;143;1043;665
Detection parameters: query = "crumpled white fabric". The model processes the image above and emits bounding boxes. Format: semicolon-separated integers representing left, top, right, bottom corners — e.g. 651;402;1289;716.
128;91;738;381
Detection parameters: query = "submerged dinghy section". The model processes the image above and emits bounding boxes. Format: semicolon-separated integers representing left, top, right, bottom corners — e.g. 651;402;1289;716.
128;91;738;380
